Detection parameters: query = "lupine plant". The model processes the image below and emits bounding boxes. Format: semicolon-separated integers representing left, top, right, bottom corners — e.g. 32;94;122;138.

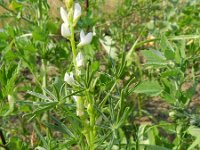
0;0;200;150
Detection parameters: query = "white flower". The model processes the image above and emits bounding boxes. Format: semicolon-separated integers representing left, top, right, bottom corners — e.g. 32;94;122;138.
76;52;84;67
64;72;75;85
78;30;93;47
73;95;80;102
60;7;69;23
60;7;71;38
73;3;81;21
61;22;71;38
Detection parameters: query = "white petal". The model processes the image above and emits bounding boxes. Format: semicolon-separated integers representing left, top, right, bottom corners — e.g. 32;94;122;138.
78;32;93;47
83;32;93;44
80;30;85;41
61;23;71;38
73;96;79;102
73;3;81;21
64;72;75;85
76;52;84;67
60;7;69;23
69;72;74;79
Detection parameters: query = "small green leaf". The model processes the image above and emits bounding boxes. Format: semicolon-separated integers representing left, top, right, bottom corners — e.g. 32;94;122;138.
188;136;200;150
133;80;163;96
164;49;175;60
187;126;200;137
161;68;181;77
142;50;168;66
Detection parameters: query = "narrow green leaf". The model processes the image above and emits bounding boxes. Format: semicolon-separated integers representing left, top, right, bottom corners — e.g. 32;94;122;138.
141;144;170;150
27;90;52;101
34;125;48;149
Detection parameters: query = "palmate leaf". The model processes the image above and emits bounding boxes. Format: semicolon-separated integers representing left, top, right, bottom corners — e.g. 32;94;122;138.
133;80;163;96
141;50;169;67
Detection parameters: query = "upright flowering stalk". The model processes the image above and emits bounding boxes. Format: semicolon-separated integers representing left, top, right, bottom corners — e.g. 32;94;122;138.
60;1;95;149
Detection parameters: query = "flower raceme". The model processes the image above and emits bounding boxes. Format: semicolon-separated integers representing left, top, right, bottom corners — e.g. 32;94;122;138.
78;30;93;47
60;4;93;46
60;3;81;38
60;3;81;23
64;72;75;85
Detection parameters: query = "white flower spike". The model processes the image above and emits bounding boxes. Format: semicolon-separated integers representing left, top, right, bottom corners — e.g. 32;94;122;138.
78;30;93;47
64;72;75;85
76;52;84;67
61;22;71;38
60;7;69;23
73;3;81;22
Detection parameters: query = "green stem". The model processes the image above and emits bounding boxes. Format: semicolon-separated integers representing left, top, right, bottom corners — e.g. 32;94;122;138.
41;59;47;95
68;3;78;73
38;0;43;21
41;59;51;137
99;80;118;108
138;96;142;117
86;90;95;150
70;27;78;72
67;1;95;149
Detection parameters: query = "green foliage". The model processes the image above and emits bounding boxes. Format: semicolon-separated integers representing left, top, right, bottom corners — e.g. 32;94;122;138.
133;80;163;96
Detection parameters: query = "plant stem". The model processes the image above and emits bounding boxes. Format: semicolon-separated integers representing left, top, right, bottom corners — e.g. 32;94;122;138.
99;80;118;108
68;3;78;73
138;96;142;117
67;1;95;149
86;90;96;150
41;58;51;137
41;59;47;95
0;129;9;150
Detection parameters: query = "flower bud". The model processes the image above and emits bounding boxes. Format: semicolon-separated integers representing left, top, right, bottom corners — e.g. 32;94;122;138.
61;22;71;38
73;3;81;25
76;52;84;67
65;0;73;10
60;7;69;23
